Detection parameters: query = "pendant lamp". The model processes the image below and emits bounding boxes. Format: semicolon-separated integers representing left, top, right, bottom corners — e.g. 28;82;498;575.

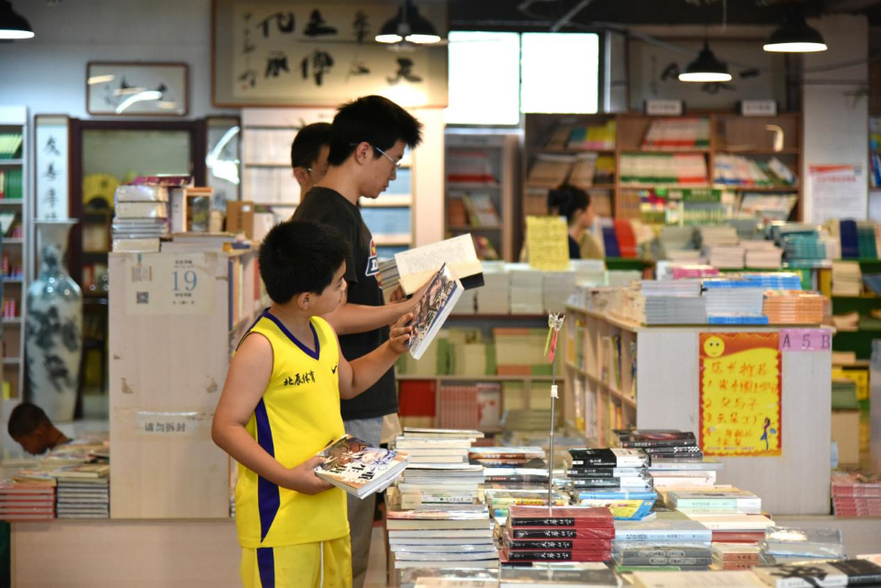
0;0;33;40
679;42;732;83
376;0;441;45
764;10;827;53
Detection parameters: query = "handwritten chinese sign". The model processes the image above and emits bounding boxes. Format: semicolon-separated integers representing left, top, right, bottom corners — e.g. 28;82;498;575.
699;332;782;457
526;216;570;271
124;252;215;316
213;1;448;107
34;116;69;220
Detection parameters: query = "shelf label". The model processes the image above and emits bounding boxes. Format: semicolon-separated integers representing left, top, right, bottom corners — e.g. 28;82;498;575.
124;252;215;316
135;411;205;436
645;100;683;116
740;100;777;116
779;329;831;352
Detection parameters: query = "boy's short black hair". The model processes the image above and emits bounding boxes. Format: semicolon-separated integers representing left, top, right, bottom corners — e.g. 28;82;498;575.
8;402;50;438
290;122;333;170
328;95;423;166
258;220;351;304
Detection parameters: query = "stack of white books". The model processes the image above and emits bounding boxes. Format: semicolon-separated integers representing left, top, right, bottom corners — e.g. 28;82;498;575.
641;280;702;298
741;240;783;269
698;226;739;248
56;477;109;519
509;266;544;314
832;260;863;296
707;246;746;269
476;263;511;314
648;457;723;490
702;280;766;320
111;184;169;252
543;271;577;313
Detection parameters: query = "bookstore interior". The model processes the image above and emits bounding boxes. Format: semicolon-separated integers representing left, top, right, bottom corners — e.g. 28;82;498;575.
4;0;881;587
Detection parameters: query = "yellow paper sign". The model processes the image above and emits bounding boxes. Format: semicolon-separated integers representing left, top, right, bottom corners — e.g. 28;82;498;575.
526;216;570;271
699;333;782;457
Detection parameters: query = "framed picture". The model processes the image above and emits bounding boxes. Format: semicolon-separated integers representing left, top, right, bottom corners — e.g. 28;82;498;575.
86;62;189;116
211;0;448;108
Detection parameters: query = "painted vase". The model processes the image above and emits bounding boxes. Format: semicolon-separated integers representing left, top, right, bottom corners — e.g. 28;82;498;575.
26;220;82;423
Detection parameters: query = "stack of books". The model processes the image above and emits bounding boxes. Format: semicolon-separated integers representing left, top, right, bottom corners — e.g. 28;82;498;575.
612;541;712;571
476;264;511;314
400;568;497;588
498;565;620;588
111;183;171;252
484;487;568;521
702;280;768;324
386;504;498;576
568;448;656;521
758;526;845;565
832;260;863;296
0;478;55;521
394;429;485;510
54;464;110;519
710;542;761;571
636;279;706;325
681;496;775;543
501;505;614;563
706;246;745;269
667;489;762;516
647;456;722;490
762;291;826;324
543;272;577;314
613;511;713;566
831;471;881;517
741;240;783;269
780;232;829;266
619;153;708;186
641;118;711;150
641;279;702;298
698;225;739;249
468;446;545;469
509;268;544;314
741;272;802;291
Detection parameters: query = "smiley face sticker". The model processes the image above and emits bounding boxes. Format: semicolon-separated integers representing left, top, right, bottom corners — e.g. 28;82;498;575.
703;335;726;358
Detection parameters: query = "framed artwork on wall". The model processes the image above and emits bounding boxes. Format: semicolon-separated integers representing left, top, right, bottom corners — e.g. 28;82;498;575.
211;0;448;108
86;62;189;116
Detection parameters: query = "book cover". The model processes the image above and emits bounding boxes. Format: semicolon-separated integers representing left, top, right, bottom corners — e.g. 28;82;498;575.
507;505;614;528
314;435;409;499
510;527;616;540
568;448;648;467
502;549;610;562
498;564;620;587
409;264;464;360
752;559;881;588
394;235;484;295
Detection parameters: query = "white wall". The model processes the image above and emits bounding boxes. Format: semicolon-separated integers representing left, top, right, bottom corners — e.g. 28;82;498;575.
0;0;234;119
802;14;870;223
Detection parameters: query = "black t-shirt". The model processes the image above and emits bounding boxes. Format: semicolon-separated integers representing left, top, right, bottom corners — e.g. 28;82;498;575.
292;187;397;420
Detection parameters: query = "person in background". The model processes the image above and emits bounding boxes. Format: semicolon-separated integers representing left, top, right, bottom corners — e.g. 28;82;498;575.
7;402;70;456
547;183;603;259
291;122;333;195
292;95;424;588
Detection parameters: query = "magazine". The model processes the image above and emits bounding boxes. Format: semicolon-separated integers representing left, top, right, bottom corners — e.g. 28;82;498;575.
408;263;464;360
314;435;409;499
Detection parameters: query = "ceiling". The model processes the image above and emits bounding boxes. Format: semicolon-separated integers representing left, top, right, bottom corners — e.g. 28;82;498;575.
447;0;881;31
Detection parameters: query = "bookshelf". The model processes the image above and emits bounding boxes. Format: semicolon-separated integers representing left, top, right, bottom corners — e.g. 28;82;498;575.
521;112;803;248
0;106;28;405
108;249;268;518
444;130;520;261
564;305;832;516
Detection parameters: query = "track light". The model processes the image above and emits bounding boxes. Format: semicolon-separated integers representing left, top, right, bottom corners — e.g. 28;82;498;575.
376;0;441;45
0;0;34;40
679;42;732;83
764;9;827;53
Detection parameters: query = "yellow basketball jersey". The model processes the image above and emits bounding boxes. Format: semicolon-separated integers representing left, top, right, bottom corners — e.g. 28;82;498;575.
235;312;348;549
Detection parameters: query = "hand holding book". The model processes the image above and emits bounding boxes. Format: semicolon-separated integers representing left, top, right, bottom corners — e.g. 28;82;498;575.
283;455;334;495
388;313;415;355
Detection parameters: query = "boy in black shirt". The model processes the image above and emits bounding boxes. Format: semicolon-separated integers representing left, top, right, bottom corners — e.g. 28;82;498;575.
292;95;423;588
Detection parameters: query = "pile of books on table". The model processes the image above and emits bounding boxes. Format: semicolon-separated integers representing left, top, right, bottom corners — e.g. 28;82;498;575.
567;447;656;521
0;475;55;521
758;526;844;566
831;471;881;517
613;511;713;572
111;182;173;252
614;429;717;490
636;279;706;325
832;260;863;296
501;505;614;564
741;240;783;269
703;279;768;325
706;246;746;270
711;542;761;571
54;463;110;519
762;291;826;324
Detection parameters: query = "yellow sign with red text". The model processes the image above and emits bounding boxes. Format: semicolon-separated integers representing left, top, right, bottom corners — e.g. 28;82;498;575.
699;332;782;457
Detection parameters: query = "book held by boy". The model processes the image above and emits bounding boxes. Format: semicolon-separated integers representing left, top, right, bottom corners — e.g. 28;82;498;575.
394;234;484;295
314;435;409;499
409;264;464;360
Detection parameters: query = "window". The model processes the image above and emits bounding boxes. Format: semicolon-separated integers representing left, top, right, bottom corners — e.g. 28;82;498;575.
521;33;600;114
445;31;521;125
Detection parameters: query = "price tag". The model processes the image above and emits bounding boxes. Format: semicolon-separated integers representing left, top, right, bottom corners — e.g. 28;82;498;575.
645;100;684;116
125;252;215;315
779;329;831;352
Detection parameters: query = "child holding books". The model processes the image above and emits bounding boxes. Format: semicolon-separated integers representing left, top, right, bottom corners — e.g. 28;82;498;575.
211;219;413;588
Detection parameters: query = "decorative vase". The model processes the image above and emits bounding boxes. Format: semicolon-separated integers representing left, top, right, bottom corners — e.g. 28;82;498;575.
26;219;83;423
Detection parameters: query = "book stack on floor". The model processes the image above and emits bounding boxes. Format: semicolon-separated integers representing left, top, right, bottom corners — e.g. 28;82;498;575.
753;558;881;588
394;429;485;510
567;448;655;522
702;279;768;325
501;505;614;564
831;471;881;517
710;542;760;571
54;464;110;519
0;476;55;521
387;503;499;577
832;260;863;296
758;527;844;566
762;291;826;324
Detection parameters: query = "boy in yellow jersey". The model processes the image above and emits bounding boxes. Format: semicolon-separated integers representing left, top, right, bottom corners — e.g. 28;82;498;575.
212;219;413;588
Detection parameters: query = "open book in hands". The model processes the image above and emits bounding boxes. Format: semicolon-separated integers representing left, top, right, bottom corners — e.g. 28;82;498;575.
408;263;464;360
314;435;409;499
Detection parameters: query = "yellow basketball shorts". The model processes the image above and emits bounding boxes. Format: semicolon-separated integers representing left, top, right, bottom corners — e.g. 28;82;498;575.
240;536;352;588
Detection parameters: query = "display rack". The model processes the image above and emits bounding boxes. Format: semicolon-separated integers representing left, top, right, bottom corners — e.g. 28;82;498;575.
444;130;520;261
564;305;832;516
0;106;28;405
108;249;267;519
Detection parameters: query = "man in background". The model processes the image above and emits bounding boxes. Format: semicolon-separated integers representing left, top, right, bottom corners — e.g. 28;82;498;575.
291;122;332;195
8;402;70;456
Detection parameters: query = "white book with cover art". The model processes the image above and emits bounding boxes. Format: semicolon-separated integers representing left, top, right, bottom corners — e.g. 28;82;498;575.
394;234;483;295
408;263;463;360
314;435;409;499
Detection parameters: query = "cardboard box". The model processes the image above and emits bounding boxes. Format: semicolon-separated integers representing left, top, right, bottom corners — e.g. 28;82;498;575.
227;200;255;239
832;410;861;465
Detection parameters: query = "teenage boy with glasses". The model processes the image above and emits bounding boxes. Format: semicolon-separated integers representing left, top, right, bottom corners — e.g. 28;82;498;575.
291;95;424;588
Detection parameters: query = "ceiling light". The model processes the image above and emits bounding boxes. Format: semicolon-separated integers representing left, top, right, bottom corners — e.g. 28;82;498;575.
679;42;732;83
0;0;34;40
764;9;827;53
376;0;441;45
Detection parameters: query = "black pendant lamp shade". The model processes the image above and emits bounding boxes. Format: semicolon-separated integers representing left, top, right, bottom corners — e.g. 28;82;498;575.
376;0;441;45
679;42;732;83
0;0;34;40
764;10;827;53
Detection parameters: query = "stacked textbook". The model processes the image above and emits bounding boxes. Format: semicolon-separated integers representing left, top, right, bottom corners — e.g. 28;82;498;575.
54;464;110;519
0;478;55;521
568;447;656;521
501;505;614;563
